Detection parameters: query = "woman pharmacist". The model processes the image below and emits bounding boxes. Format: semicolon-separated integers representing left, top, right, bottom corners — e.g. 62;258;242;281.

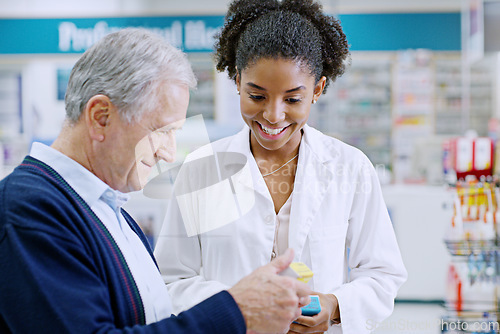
154;0;407;332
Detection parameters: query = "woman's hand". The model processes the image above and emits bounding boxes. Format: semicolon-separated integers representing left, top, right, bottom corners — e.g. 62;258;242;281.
230;248;311;334
287;292;340;333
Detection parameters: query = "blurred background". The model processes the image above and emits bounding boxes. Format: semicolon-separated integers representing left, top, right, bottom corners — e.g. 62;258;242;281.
1;0;500;332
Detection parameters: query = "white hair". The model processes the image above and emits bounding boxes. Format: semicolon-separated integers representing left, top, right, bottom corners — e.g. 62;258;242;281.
65;28;197;123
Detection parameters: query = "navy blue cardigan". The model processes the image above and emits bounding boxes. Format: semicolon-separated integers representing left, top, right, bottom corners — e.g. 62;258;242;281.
0;156;246;333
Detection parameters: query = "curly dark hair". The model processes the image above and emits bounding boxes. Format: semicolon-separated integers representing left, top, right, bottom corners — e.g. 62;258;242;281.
214;0;350;93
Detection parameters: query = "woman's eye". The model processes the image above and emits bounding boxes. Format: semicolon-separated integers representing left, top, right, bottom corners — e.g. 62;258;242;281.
287;98;302;103
249;94;265;101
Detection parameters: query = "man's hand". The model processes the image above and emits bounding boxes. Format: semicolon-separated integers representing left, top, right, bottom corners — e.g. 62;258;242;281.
288;292;340;334
228;248;312;334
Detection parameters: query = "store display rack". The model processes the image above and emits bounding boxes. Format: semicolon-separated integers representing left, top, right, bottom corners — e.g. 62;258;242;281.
442;180;500;333
434;54;494;137
309;52;393;168
444;239;498;257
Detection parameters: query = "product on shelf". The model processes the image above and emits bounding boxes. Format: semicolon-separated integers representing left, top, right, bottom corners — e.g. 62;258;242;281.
443;180;500;333
446;180;497;246
444;136;495;182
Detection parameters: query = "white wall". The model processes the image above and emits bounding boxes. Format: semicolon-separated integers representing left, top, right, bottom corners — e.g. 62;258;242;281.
383;185;453;301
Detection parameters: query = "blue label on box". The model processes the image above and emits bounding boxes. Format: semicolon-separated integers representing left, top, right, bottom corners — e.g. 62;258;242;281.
301;295;321;316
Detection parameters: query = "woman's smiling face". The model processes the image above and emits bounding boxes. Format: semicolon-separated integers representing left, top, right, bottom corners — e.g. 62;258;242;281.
237;58;325;153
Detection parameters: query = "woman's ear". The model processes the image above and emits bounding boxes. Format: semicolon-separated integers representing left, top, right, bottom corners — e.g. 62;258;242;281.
312;76;326;103
84;95;113;142
235;70;241;94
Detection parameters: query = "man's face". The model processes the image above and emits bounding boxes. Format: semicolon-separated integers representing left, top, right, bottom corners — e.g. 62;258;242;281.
99;83;189;192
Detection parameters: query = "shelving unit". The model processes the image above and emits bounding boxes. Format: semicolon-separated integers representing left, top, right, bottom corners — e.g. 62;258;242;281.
470;59;494;136
310;52;394;168
0;69;26;178
391;50;435;183
435;54;463;135
310;51;495;183
309;50;497;180
186;53;215;121
442;181;500;333
434;53;494;137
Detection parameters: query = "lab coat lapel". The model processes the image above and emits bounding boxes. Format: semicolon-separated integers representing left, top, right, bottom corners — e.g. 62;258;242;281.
225;126;272;200
223;124;338;259
289;125;336;260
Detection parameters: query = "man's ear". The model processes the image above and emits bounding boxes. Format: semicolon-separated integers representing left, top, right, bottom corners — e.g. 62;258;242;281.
84;95;113;142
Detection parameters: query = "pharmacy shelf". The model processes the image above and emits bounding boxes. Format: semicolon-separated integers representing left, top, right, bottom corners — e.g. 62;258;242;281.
441;182;500;333
310;52;394;168
434;54;494;137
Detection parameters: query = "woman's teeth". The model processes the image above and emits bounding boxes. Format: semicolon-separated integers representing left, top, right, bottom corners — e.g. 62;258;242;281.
261;124;285;135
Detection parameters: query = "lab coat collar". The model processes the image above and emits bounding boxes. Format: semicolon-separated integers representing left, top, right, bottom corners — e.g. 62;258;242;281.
226;124;338;259
225;125;270;200
225;124;340;164
289;125;337;259
301;124;340;163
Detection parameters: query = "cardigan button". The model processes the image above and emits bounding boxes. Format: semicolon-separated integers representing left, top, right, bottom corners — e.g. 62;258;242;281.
265;215;273;224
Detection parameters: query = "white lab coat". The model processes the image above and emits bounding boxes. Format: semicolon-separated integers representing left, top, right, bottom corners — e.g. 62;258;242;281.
154;124;407;334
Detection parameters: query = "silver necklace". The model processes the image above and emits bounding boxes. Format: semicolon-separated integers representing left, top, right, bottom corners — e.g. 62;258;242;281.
261;154;299;177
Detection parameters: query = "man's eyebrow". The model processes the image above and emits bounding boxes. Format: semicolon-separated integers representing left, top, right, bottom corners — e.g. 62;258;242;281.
246;82;306;93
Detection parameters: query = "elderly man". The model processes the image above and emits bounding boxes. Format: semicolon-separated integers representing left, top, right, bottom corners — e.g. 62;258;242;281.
0;28;310;333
